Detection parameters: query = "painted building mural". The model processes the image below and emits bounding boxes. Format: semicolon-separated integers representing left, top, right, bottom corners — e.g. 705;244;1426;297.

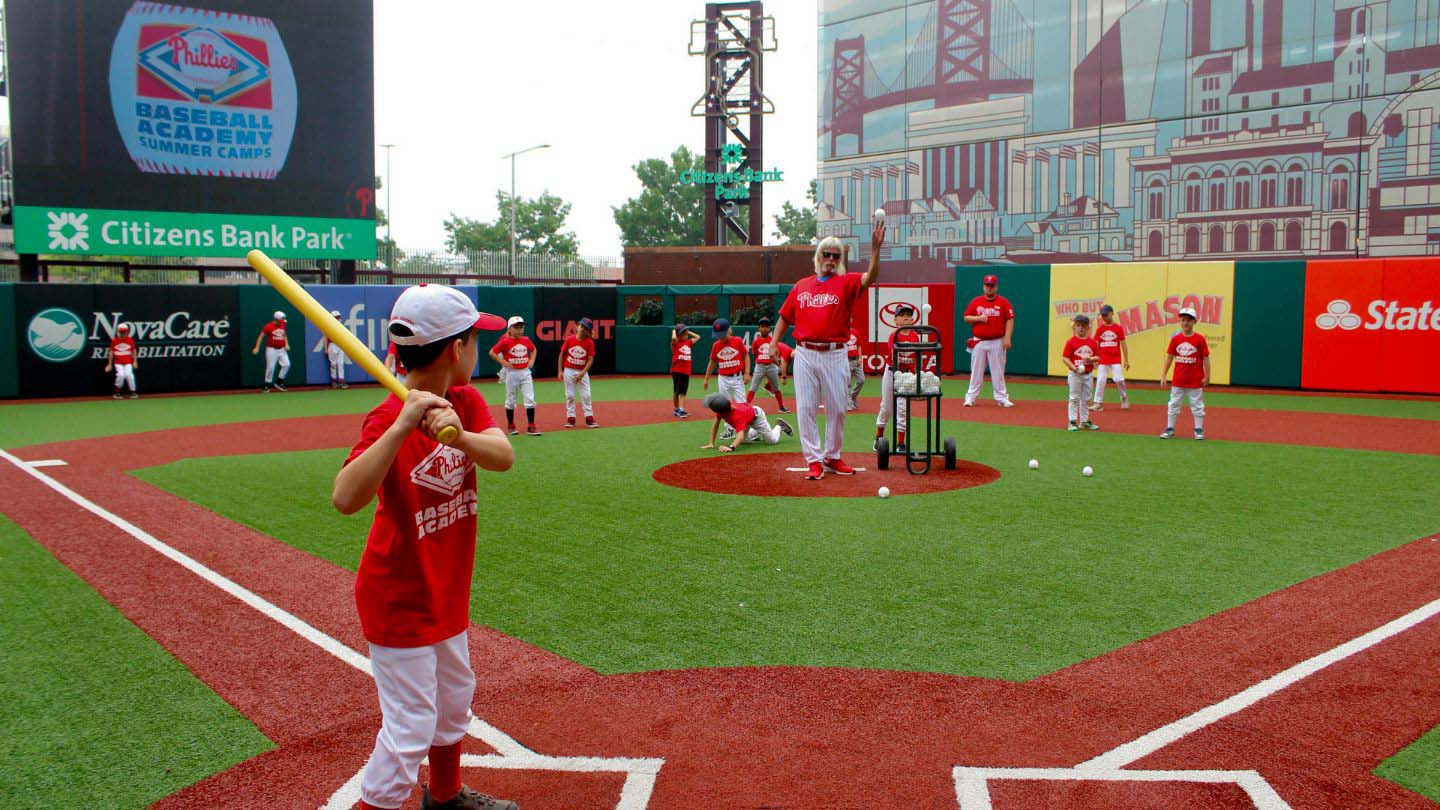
818;0;1440;276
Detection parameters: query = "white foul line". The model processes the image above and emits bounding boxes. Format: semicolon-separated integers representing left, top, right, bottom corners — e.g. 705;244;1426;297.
0;449;663;809
1081;595;1440;770
24;459;68;467
953;766;1291;810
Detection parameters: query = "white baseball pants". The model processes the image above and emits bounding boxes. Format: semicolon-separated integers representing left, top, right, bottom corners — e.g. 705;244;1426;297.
360;630;475;809
264;346;290;383
744;406;784;445
965;338;1010;404
875;367;908;432
113;364;137;392
328;346;346;381
504;368;535;409
563;369;592;418
794;346;849;464
1167;386;1206;430
1094;363;1126;404
718;373;746;403
1067;372;1095;422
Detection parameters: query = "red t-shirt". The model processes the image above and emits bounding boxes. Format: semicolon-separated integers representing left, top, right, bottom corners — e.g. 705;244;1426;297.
1167;332;1210;388
491;336;536;370
886;327;922;371
561;336;594;371
1063;336;1101;374
777;342;793;363
262;321;289;348
722;401;758;433
965;295;1014;340
845;329;862;359
779;273;865;344
751;335;778;366
711;336;747;375
386;341;408;375
344;385;496;648
670;337;695;374
1094;320;1127;364
110;336;137;366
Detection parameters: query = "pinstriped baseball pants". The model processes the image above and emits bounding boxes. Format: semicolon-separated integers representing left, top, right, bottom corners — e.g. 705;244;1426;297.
793;346;849;463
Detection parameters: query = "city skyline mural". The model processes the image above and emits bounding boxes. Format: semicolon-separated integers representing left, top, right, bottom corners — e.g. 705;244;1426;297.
817;0;1440;277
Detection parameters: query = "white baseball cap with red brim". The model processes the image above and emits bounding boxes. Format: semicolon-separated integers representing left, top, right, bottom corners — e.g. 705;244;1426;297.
388;284;506;346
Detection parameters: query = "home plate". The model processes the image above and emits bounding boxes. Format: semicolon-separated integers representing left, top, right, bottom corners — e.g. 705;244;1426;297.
786;467;868;472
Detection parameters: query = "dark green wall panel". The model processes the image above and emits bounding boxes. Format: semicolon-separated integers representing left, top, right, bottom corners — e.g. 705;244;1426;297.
953;265;1051;376
0;285;15;397
1232;261;1305;388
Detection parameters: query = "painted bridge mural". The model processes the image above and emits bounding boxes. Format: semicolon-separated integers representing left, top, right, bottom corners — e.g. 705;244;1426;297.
817;0;1440;275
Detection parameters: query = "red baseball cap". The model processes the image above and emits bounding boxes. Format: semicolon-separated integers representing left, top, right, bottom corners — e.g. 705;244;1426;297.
982;274;998;285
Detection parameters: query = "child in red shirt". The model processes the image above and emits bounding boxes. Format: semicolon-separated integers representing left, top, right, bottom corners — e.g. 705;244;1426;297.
670;323;701;418
1061;314;1101;431
1160;307;1211;440
106;323;139;399
488;316;540;436
700;392;792;451
333;284;516;810
559;318;598;428
875;305;922;448
746;317;789;413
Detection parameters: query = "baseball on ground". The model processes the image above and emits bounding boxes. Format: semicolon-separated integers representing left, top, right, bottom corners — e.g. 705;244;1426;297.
877;486;891;498
1028;459;1039;470
1082;465;1094;477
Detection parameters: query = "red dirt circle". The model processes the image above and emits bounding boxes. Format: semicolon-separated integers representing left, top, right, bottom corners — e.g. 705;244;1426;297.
652;451;1001;497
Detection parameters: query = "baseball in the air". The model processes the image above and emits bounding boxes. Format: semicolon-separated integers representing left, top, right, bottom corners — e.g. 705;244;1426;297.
877;486;891;499
874;207;886;222
922;303;932;316
1082;465;1094;477
1028;459;1039;470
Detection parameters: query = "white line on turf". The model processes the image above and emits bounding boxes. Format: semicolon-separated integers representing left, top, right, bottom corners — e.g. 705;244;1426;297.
953;766;1290;810
786;467;868;472
0;449;664;809
24;459;68;467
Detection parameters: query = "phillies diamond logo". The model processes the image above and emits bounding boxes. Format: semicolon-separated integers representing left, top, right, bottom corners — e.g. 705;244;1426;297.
409;444;473;497
137;26;271;104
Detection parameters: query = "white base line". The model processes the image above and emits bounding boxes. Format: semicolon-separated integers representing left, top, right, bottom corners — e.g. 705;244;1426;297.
954;766;1291;810
1081;595;1440;770
24;459;68;468
0;449;663;810
785;467;868;472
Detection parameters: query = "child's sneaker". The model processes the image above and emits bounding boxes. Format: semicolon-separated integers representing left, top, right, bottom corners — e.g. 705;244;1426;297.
1068;421;1079;431
1082;421;1099;430
1090;403;1104;412
128;392;139;399
1120;396;1129;409
339;382;349;389
776;419;793;436
261;385;271;394
586;416;599;428
274;381;288;392
1194;429;1206;440
1160;428;1175;439
113;392;123;399
422;784;518;810
565;417;576;429
507;424;518;436
719;426;736;441
526;424;542;436
673;408;683;418
778;407;792;414
678;408;689;418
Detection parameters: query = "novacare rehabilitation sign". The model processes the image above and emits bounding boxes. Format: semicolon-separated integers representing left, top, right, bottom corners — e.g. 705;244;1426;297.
14;206;374;259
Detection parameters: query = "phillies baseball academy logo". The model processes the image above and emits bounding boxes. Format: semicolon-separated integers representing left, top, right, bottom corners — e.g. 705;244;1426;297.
507;345;531;364
1174;342;1199;363
567;345;588;362
109;2;297;178
717;347;740;362
797;291;841;309
1315;299;1440;331
677;344;692;361
409;444;473;498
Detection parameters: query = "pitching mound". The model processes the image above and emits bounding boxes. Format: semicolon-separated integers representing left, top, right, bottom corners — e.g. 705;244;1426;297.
652;452;1000;497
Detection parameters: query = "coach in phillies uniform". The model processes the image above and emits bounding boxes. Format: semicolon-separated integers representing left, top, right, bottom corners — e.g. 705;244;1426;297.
963;274;1016;407
769;221;884;480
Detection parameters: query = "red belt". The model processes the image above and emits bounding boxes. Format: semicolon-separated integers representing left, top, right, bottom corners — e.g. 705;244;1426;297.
799;341;846;350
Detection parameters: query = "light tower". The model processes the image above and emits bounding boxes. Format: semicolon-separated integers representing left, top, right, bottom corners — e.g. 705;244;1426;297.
690;2;776;246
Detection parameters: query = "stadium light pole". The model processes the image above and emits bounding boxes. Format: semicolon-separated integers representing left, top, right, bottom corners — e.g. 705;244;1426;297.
502;144;549;275
379;144;397;243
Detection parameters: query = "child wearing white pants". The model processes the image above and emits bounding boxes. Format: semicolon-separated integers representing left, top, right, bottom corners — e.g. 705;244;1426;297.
1159;306;1211;440
559;319;598;427
324;311;349;389
1061;314;1100;431
702;392;792;451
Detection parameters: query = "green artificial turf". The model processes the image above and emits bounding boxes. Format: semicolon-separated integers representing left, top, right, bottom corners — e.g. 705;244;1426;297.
135;416;1440;681
1376;723;1440;803
4;376;1437;449
0;516;273;809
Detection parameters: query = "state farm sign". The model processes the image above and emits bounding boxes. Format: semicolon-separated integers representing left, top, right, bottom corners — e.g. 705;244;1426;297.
1302;259;1440;393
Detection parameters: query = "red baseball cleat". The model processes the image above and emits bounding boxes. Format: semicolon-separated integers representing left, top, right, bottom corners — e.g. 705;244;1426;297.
565;417;576;428
585;416;599;428
804;462;825;480
823;457;856;475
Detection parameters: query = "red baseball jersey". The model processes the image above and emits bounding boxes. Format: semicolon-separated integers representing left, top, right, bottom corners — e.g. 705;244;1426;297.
386;341;408;375
1167;332;1210;388
491;335;536;370
779;273;865;343
1094;320;1127;364
110;336;137;366
751;335;778;366
670;337;695;374
886;327;922;371
262;320;289;348
561;336;594;371
711;336;747;375
965;295;1014;340
345;384;496;648
1063;336;1101;374
722;401;758;433
845;329;861;359
777;342;794;363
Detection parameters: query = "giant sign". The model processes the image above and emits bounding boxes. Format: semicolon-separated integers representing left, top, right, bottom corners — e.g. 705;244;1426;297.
6;0;375;259
1302;259;1440;394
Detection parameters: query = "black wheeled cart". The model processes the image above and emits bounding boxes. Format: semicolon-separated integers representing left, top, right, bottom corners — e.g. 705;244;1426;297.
875;325;957;474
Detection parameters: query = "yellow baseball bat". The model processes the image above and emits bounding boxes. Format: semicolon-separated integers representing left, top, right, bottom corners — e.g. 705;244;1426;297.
246;249;459;445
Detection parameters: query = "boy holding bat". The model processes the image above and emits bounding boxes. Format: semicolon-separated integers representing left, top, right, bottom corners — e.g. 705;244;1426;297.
332;284;518;810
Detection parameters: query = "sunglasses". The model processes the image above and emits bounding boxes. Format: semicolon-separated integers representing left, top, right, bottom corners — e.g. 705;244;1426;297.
821;251;842;260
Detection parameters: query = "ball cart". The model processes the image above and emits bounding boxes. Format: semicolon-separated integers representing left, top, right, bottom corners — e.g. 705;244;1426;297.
874;325;957;474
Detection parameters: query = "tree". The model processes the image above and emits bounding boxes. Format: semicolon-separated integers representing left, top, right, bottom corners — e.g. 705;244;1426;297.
612;146;705;247
445;191;579;255
773;179;818;245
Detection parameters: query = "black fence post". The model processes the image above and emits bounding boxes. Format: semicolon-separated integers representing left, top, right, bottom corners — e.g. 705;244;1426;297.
18;253;39;282
335;259;356;284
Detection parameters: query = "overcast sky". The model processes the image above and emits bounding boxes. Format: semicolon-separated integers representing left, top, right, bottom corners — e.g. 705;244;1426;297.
373;0;819;258
1;0;819;258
